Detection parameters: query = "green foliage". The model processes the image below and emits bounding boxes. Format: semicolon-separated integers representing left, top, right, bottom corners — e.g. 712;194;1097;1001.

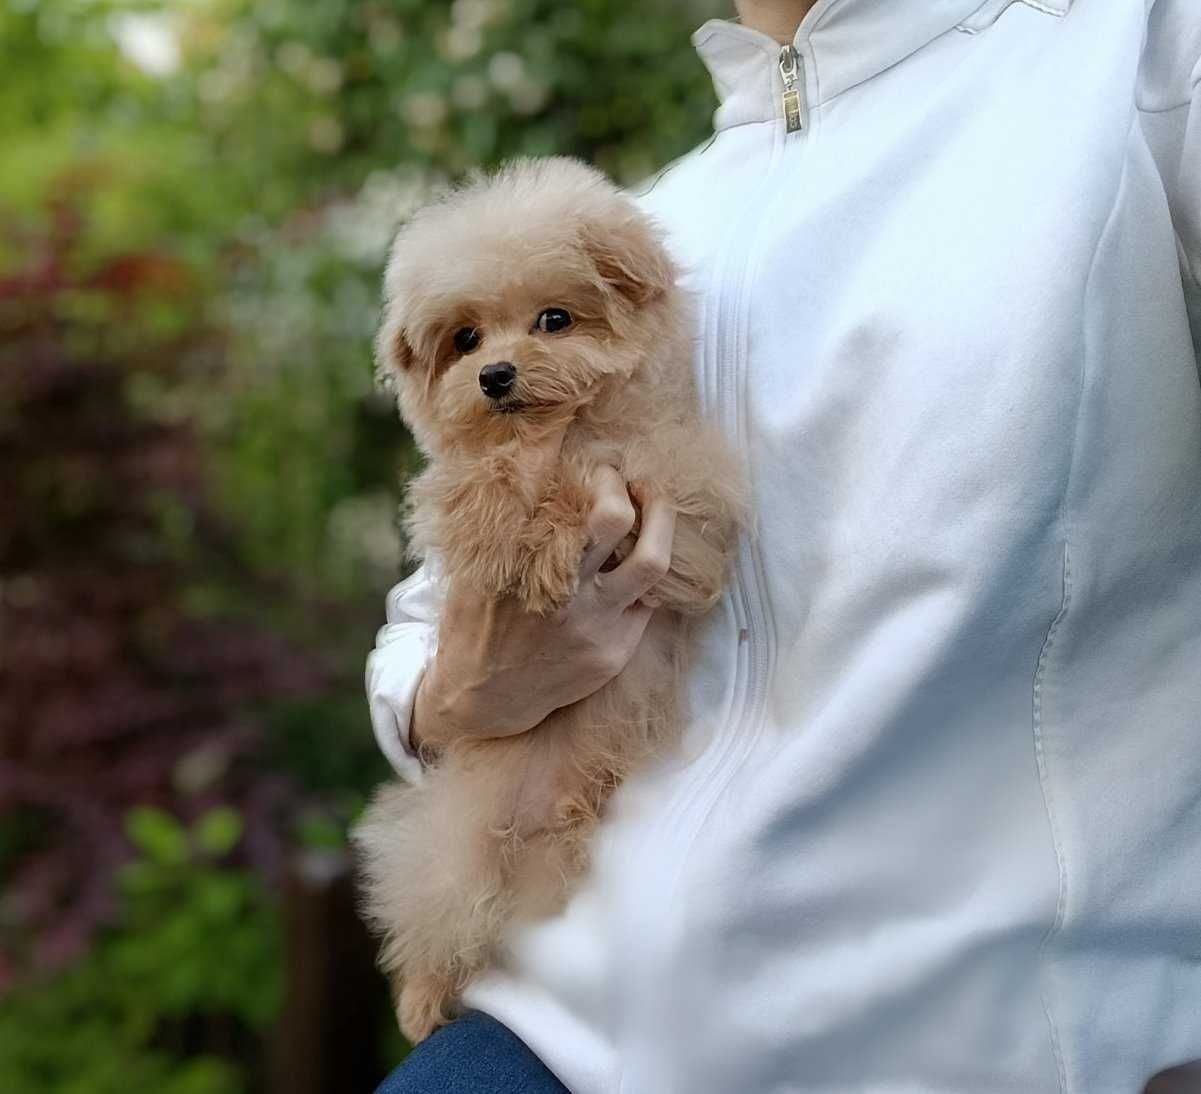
0;0;725;1083
266;692;391;800
193;808;245;858
126;806;192;868
205;228;417;595
1;0;723;598
0;808;280;1094
125;805;246;864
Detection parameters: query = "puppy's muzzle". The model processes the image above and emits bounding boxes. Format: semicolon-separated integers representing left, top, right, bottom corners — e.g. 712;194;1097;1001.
479;361;517;399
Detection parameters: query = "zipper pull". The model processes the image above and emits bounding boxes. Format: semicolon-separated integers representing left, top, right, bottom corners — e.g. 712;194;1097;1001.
778;44;806;133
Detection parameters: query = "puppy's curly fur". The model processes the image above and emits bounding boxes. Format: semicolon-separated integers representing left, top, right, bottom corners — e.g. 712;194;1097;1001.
353;157;747;1043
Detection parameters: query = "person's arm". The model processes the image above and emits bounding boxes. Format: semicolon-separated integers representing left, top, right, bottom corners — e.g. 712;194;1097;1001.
367;466;675;781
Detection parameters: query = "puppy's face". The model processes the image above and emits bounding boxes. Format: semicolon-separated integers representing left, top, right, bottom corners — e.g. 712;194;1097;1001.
378;159;673;455
395;265;620;443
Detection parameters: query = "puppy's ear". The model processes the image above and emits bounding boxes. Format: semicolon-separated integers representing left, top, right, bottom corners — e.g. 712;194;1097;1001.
377;319;415;374
390;326;416;372
581;214;674;306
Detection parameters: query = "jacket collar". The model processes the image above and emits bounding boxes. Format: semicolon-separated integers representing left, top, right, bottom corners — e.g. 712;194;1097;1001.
692;0;1072;131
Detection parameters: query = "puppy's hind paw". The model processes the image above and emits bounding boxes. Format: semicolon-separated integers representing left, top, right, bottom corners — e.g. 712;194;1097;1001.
398;974;457;1045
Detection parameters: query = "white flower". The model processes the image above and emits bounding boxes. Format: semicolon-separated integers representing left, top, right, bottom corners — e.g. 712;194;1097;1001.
109;12;180;78
487;51;525;92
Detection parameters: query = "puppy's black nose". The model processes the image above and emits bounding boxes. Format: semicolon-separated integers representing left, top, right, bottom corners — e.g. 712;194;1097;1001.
479;361;516;398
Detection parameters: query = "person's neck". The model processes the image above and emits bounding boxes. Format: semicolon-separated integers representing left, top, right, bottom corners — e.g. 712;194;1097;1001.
733;0;818;45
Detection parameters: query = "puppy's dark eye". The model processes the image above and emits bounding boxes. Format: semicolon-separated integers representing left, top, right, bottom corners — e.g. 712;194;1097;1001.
453;327;481;355
534;308;572;334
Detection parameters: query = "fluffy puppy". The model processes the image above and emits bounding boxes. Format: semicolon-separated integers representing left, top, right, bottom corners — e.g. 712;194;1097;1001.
354;157;747;1043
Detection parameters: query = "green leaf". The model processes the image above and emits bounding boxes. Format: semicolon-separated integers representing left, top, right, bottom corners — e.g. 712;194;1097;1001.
124;806;189;867
192;806;243;858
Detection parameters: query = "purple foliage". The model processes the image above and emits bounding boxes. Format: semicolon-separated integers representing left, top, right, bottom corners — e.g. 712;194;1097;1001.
0;194;323;988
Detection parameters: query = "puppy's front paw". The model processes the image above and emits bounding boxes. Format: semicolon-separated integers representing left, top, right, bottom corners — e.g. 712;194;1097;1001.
515;524;586;614
516;484;590;614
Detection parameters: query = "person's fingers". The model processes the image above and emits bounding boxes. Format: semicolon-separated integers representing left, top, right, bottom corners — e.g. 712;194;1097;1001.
580;466;637;578
597;493;676;608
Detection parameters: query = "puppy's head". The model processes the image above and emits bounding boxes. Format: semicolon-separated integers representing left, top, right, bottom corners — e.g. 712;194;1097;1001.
377;157;675;454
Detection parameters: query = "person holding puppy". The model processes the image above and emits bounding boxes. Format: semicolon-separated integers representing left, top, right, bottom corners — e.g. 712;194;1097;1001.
369;1;1201;1091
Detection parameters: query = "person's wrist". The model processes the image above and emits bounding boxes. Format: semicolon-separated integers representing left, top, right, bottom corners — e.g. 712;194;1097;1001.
413;660;462;749
417;649;558;743
486;694;548;738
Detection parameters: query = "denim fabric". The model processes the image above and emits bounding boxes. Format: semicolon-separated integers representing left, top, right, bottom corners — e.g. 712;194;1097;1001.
374;1010;570;1094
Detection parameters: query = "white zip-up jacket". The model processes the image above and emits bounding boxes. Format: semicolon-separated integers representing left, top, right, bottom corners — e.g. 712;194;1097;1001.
366;2;1201;1090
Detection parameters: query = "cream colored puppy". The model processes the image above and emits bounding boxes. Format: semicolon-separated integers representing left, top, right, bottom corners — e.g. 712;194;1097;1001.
354;157;746;1043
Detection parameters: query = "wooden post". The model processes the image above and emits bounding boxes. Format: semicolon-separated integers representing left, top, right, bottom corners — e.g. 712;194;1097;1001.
268;850;391;1094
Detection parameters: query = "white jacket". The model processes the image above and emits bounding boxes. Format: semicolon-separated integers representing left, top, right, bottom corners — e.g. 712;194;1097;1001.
367;2;1201;1090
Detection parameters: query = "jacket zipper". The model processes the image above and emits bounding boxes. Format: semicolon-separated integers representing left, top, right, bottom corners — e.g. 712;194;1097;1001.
649;45;802;856
779;44;806;133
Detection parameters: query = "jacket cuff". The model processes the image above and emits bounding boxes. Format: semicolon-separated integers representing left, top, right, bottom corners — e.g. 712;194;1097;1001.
366;622;435;784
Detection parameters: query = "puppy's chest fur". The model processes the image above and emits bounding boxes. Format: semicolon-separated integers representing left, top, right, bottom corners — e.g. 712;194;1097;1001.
405;430;626;615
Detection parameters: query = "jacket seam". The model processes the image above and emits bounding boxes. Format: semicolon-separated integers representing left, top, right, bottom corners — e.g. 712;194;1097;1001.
808;18;952;111
628;137;715;200
1179;236;1201;296
1021;0;1072;17
1031;541;1071;1094
1031;118;1134;1094
1137;98;1190;117
1137;41;1200;114
956;0;1072;37
810;0;1071;109
1134;82;1198;291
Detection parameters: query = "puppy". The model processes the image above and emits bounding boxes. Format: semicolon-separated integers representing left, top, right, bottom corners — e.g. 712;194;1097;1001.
354;157;747;1043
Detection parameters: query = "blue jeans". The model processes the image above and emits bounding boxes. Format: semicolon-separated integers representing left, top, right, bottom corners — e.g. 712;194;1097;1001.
375;1010;570;1093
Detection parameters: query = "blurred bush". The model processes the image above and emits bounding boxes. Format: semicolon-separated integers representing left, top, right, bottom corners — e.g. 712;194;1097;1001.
0;806;279;1094
0;0;721;1089
0;202;319;987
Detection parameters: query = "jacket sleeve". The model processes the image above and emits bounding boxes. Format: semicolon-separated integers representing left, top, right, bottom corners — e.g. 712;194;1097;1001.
366;561;441;784
1139;2;1201;359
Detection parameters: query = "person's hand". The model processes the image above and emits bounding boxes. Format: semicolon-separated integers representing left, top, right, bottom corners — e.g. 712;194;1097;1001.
411;467;676;752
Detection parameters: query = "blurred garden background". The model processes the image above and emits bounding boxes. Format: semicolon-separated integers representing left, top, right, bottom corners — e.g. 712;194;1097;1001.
0;1;724;1090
